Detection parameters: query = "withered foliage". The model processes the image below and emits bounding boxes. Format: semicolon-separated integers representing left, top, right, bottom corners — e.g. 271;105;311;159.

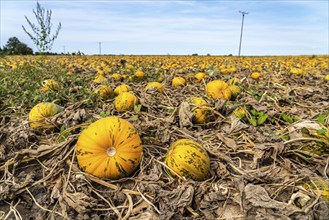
0;55;329;220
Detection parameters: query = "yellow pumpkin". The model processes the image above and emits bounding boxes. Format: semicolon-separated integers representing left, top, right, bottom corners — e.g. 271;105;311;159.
206;80;231;100
324;74;329;81
290;68;303;76
232;106;246;119
41;79;59;92
220;67;236;75
145;82;164;93
114;84;132;96
165;139;210;181
76;116;143;179
134;70;145;79
93;74;107;83
228;85;241;100
250;72;262;80
157;73;164;83
172;77;186;88
194;72;206;83
228;77;240;85
186;97;212;124
94;85;113;99
111;73;122;81
28;102;63;129
114;92;138;112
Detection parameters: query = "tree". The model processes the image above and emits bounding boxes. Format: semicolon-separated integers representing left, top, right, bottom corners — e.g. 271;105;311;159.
3;37;33;55
22;1;61;53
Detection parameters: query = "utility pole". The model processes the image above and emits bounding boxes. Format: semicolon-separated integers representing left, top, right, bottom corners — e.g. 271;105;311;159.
98;42;102;55
63;45;66;54
238;11;248;56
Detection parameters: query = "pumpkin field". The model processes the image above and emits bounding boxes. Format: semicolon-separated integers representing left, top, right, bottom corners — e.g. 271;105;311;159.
0;55;329;219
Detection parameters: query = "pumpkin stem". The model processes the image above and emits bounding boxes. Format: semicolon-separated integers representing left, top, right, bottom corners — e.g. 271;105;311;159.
106;147;117;157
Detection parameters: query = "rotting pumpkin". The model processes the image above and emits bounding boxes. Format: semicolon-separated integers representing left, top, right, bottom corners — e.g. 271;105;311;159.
164;139;210;181
76;116;143;179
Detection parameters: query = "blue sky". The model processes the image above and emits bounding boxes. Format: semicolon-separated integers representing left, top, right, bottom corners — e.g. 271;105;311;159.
1;0;328;55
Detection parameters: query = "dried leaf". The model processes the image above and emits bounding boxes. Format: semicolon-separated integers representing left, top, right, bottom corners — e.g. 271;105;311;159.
217;133;238;151
178;101;193;128
61;191;94;214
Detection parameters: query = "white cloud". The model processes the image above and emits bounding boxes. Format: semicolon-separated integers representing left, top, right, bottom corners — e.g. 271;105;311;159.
1;0;328;55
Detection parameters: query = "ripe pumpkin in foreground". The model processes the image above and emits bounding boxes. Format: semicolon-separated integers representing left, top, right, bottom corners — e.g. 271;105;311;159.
114;92;138;112
28;102;63;129
206;80;231;100
76;116;143;179
165;139;210;181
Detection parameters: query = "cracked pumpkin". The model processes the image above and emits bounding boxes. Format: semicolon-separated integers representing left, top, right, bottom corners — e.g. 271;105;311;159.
76;116;143;179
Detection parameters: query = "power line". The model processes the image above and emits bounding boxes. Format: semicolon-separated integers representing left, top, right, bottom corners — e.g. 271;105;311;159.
98;42;102;55
238;11;248;56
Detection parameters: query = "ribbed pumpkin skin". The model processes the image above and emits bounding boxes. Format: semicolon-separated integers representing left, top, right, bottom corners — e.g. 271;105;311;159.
114;92;138;112
165;139;210;181
172;77;186;88
206;80;231;100
76;116;143;179
114;84;132;96
186;97;211;124
28;102;62;129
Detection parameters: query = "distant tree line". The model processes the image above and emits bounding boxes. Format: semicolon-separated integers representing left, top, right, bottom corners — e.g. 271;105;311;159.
0;37;34;55
0;37;84;56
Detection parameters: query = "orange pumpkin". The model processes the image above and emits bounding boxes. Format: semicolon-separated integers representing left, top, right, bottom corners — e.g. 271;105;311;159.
206;80;231;100
76;116;143;179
